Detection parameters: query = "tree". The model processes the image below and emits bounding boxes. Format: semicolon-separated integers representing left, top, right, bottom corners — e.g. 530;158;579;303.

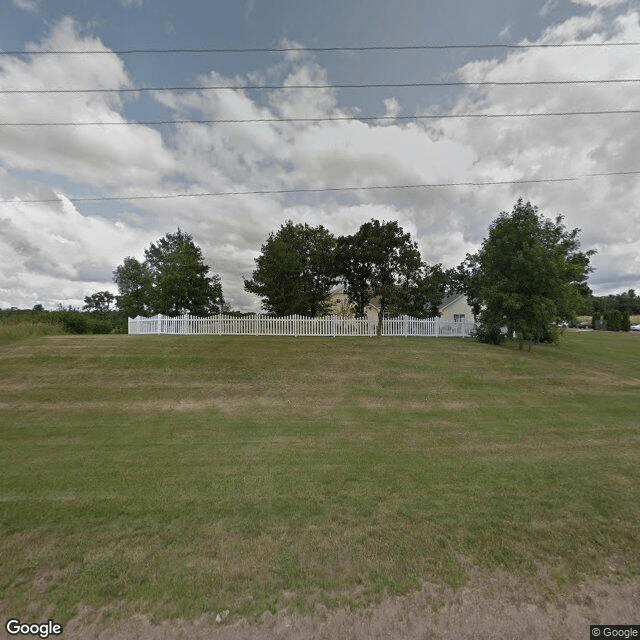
590;289;640;316
337;219;423;335
244;221;338;316
465;199;595;348
390;263;452;318
113;230;224;317
83;291;116;314
452;254;483;320
113;256;153;318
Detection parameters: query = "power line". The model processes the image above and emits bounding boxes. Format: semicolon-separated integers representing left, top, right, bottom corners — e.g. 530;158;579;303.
2;170;638;204
2;109;640;126
2;42;640;55
3;78;640;94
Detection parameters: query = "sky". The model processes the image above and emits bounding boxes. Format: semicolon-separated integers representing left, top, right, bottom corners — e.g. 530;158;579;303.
1;0;639;311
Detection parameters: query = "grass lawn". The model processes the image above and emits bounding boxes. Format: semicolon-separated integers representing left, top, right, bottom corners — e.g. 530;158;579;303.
0;329;639;624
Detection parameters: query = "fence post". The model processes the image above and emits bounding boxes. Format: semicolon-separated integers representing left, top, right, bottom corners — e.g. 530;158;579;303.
156;314;162;335
332;314;336;338
435;317;439;337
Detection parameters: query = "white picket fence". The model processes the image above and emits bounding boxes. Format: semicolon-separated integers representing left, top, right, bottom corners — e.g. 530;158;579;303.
128;314;475;338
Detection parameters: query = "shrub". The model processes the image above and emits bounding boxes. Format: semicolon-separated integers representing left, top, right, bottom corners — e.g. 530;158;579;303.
55;310;90;334
594;309;632;331
473;324;506;345
91;319;114;334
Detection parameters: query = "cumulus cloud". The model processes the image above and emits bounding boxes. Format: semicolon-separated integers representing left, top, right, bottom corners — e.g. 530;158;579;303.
0;194;151;308
2;8;640;311
0;18;176;189
440;6;640;288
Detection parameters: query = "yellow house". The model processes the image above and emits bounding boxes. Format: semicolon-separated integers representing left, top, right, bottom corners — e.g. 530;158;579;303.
325;285;380;322
437;294;476;323
326;287;474;322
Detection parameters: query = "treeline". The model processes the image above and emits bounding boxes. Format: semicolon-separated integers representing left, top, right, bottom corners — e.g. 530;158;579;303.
7;199;607;347
581;289;640;316
242;201;595;347
574;289;639;332
244;219;452;335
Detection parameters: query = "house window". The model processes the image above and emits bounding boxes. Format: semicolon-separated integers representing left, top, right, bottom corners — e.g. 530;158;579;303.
454;314;466;323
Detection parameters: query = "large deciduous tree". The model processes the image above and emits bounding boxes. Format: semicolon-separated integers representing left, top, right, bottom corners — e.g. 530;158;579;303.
391;263;452;319
465;199;594;347
83;291;116;314
113;229;224;317
337;219;423;335
112;256;152;319
244;221;338;316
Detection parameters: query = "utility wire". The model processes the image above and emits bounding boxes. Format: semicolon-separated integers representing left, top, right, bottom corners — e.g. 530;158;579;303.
3;78;640;94
2;109;640;126
2;42;640;55
2;170;639;204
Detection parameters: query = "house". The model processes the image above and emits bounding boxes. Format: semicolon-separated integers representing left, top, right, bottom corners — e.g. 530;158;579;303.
437;294;475;324
326;287;474;323
325;285;379;323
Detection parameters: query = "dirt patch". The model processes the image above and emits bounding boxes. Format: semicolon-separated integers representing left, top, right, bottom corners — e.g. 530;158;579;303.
19;571;638;640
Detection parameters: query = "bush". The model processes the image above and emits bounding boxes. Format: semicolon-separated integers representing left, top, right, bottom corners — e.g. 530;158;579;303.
473;324;506;345
621;312;631;332
53;310;116;334
55;310;90;334
90;319;113;334
536;324;561;344
593;309;631;331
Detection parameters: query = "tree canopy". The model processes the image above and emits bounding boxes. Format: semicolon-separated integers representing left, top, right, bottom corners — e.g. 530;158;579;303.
337;220;423;334
463;199;594;347
244;221;338;316
113;230;224;317
391;263;452;319
83;291;115;314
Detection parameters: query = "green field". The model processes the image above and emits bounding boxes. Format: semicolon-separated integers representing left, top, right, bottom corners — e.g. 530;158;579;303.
1;330;639;625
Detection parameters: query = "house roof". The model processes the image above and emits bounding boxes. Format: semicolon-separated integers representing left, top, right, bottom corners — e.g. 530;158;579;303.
439;293;467;311
327;284;346;295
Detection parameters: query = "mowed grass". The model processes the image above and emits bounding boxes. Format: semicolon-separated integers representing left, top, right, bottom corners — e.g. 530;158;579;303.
0;330;639;624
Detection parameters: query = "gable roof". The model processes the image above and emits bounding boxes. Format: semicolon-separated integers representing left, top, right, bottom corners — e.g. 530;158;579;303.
438;293;468;311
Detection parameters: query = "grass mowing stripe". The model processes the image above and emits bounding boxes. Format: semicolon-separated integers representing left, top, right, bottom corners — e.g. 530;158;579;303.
0;331;638;623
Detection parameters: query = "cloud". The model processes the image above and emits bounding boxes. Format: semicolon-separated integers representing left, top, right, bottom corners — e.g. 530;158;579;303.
0;194;151;308
376;97;402;124
570;0;628;7
0;18;176;189
498;23;513;40
439;6;640;289
11;0;40;13
118;0;143;8
2;8;640;311
540;0;559;17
